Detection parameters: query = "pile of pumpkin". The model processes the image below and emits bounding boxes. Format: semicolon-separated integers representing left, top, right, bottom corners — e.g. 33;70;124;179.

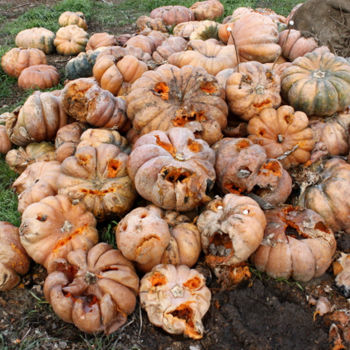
1;0;350;342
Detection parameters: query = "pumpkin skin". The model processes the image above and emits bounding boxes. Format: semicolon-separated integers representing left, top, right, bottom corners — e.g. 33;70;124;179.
54;25;88;55
95;45;152;63
0;222;30;291
15;27;55;54
44;243;139;334
128;128;216;211
126;64;228;145
1;47;46;78
18;64;59;90
278;29;318;61
248;106;315;169
136;16;168;32
12;160;60;213
214;138;292;205
173;21;204;39
333;253;350;297
19;194;98;272
226;61;281;121
57;143;136;221
150;6;195;26
281;51;350;117
300;158;350;234
0;125;11;154
251;206;336;282
188;20;219;41
190;0;224;20
6;91;68;146
197;194;266;268
6;141;56;173
152;36;187;63
61;78;128;131
58;11;87;30
168;39;238;76
140;264;211;339
85;33;116;51
115;205;201;272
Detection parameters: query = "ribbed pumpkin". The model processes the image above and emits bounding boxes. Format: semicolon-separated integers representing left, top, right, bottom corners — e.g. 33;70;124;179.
136;15;168;32
226;61;281;121
248;105;315;169
173;21;203;39
85;33;116;51
15;27;55;54
1;47;46;78
188;20;219;41
190;0;224;20
126;64;228;145
0;125;11;154
281;51;350;117
150;6;195;26
18;64;59;90
168;39;238;76
54;25;88;55
152;36;187;63
58;11;87;30
6;91;67;146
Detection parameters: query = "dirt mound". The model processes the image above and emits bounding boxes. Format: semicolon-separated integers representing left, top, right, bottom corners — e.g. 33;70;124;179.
291;0;350;57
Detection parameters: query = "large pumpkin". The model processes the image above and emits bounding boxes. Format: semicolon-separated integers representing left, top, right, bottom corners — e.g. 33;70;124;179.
54;25;88;55
57;143;136;221
58;11;87;30
85;33;116;51
15;27;55;54
44;243;139;334
126;64;228;145
1;47;46;78
18;64;59;90
190;0;224;20
150;6;195;26
127;128;216;211
281;50;350;117
19;194;98;272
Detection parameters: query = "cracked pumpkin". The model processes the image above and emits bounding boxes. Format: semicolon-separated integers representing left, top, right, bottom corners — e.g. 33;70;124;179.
126;64;228;145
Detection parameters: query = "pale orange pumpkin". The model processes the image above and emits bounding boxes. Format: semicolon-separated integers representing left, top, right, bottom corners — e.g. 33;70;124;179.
0;125;11;154
150;6;195;26
58;11;87;30
152;36;187;63
136;16;168;32
54;25;88;55
18;64;59;90
85;33;116;51
190;0;224;20
15;27;55;54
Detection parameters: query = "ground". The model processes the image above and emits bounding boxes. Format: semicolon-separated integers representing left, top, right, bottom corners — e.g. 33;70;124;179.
0;0;348;349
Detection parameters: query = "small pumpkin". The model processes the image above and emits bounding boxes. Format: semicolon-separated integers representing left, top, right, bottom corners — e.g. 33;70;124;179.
19;194;98;272
44;243;139;334
54;25;88;55
281;50;350;117
18;64;59;90
152;36;187;63
58;11;87;30
150;6;195;26
0;125;11;154
251;206;336;282
140;264;211;339
127;128;216;211
190;0;224;20
115;205;201;272
248;105;315;169
0;222;30;291
15;27;55;54
1;47;47;78
85;33;116;51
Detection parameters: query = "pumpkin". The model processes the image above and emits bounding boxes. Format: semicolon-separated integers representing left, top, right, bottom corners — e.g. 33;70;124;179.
124;35;159;55
126;64;228;145
128;128;215;211
248;105;315;169
152;36;187;63
58;11;87;30
1;47;46;78
57;143;136;221
279;29;318;61
61;78;128;130
0;125;11;154
300;158;350;234
136;16;168;32
6;142;56;173
214;138;292;205
12;160;60;213
115;205;201;272
54;25;88;55
44;243;139;334
144;30;168;48
251;206;336;282
6;91;68;146
190;0;224;20
85;33;116;51
0;222;30;291
333;253;350;297
281;51;350;117
225;61;281;121
15;27;55;54
227;12;281;63
140;264;211;339
55;122;86;163
197;194;266;270
150;6;195;26
173;21;203;39
18;64;59;90
215;68;234;92
95;45;151;63
19;194;98;272
188;20;219;41
168;39;238;76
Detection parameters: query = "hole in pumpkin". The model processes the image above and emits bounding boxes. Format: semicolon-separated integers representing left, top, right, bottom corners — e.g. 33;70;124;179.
259;161;282;177
200;81;217;94
80;188;116;196
153;82;169;100
237;167;251;178
183;277;201;290
150;271;167;287
107;159;121;178
187;138;202;153
284;114;293;124
314;221;330;233
154;135;176;157
77;154;91;165
172;109;207;127
36;214;47;222
224;183;244;195
52;224;87;253
206;232;234;265
140;213;147;219
120;222;127;231
252;99;271;108
170;304;195;328
161;167;192;183
259;129;266;137
236;139;250;150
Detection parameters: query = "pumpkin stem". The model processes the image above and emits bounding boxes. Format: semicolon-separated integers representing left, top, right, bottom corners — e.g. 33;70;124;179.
227;27;240;74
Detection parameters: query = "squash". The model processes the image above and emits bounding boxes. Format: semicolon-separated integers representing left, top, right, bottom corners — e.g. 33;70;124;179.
0;125;11;154
18;64;59;90
85;33;116;51
190;0;224;20
58;11;87;30
152;36;187;63
150;6;195;26
54;25;88;55
15;27;55;54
